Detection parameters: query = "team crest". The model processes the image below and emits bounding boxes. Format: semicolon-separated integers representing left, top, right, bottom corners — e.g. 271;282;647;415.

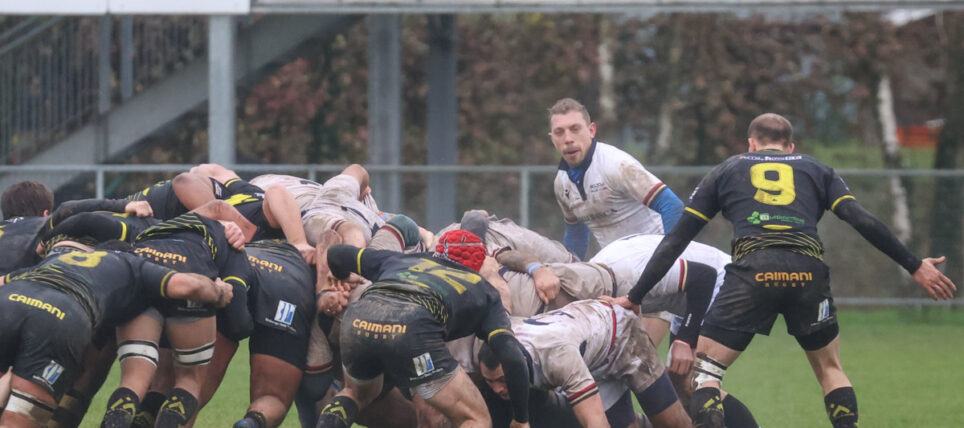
413;352;435;377
817;299;830;322
274;300;296;326
40;360;64;386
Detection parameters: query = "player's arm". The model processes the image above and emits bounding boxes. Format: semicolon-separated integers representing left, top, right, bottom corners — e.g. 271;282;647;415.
479;256;513;314
667;261;717;376
571;394;609;428
189;163;241;185
262;184;315;264
626;213;706;306
190;200;257;244
325;244;394;281
495;249;560;304
41;212;129;245
482;326;530;426
833;199;956;300
546;346;605;428
617;161;684;232
562;220;590;261
172;171;218;211
47;198;135;228
216;251;257;342
165;273;233;308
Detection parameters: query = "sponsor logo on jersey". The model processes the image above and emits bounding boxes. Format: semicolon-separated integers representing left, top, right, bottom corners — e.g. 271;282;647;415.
754;271;813;287
248;255;283;272
134;247;187;265
38;360;64;387
8;294;66;320
818;299;831;322
589;182;607;193
413;352;435;377
746;211;805;226
274;300;296;325
352;319;407;339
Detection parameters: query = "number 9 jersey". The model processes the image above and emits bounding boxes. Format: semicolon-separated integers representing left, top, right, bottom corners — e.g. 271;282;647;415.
687;149;854;260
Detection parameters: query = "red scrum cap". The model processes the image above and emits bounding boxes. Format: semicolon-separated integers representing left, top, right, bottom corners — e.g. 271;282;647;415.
435;229;486;272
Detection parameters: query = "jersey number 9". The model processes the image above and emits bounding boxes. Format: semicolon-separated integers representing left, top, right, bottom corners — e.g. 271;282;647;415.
750;163;796;206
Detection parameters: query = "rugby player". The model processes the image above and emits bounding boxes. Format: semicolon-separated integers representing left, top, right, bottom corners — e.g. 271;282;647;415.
478;300;690;428
548;98;683;260
101;213;255;428
0;239;231;428
617;113;957;427
318;230;531;428
0;181;154;275
437;210;575;264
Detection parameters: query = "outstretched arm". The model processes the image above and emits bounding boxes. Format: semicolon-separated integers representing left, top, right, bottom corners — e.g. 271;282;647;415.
496;249;560;304
263;184;314;264
626;213;706;306
834;200;956;300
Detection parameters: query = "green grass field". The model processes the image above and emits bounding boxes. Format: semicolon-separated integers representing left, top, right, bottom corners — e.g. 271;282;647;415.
79;308;964;427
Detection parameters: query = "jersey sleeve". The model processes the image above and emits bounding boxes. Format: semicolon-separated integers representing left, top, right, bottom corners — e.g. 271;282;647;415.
127;253;178;299
477;296;513;342
685;162;728;222
219;248;254;290
610;158;666;208
825;168;856;213
326;244;395;281
543;345;598;406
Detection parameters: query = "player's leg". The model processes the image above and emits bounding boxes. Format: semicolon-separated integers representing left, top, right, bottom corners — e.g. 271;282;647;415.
800;329;857;428
640;316;670;348
49;334;117;428
155;316;217;428
355;387;417;428
197;333;239;410
0;370;11;409
1;374;57;428
235;354;302;428
421;366;492;427
103;310;164;427
688;329;748;428
317;372;383;428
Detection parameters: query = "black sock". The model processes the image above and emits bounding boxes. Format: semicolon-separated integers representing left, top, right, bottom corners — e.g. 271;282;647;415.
233;410;267;428
722;394;758;428
825;387;858;428
689;387;725;428
131;391;166;428
155;388;199;428
101;387;140;428
49;388;91;428
318;396;359;428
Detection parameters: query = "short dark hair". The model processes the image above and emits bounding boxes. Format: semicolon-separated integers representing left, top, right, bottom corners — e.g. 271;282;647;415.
2;181;54;219
548;98;591;125
748;113;793;147
477;342;501;370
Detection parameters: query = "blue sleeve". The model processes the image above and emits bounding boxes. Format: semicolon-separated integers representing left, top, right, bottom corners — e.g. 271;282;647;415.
563;221;590;261
650;188;684;233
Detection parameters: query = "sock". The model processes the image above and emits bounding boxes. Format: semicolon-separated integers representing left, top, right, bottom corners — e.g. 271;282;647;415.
131;391;166;428
317;396;359;428
689;387;725;428
155;388;199;428
824;386;858;428
101;387;140;428
233;410;267;428
722;394;759;428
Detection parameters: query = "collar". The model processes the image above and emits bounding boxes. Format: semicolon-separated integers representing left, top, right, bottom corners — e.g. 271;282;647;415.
557;139;598;173
755;148;789;155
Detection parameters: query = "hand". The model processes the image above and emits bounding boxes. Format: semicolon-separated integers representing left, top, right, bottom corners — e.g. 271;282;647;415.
668;339;695;377
294;242;316;265
219;221;246;250
532;267;560;305
508;421;530;428
317;289;350;316
125;201;154;218
214;278;234;308
327;272;365;292
912;257;957;300
601;296;640;315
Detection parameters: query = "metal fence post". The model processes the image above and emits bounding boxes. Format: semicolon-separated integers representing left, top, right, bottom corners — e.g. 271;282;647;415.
120;16;133;100
209;16;236;166
520;167;531;228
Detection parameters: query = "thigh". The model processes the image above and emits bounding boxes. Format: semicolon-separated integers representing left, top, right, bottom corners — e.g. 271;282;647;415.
423;367;491;427
704;251;786;335
250;353;302;407
779;255;833;336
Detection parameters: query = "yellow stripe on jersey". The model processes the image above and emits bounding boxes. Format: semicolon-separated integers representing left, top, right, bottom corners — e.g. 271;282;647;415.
223;276;247;288
224;178;241;187
355;248;366;275
685;207;711;222
487;328;512;342
159;270;176;298
762;225;793;230
830;195;856;211
119;222;128;242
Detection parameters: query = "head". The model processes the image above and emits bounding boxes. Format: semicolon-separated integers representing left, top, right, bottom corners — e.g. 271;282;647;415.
478;343;510;400
459;210;489;245
747;113;795;153
548;98;596;167
2;181;54;219
434;229;486;272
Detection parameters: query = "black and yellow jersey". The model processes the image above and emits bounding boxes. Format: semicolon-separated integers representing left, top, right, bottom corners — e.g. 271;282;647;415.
221;178;284;241
4;247;177;329
327;245;510;341
686;149;854;260
134;212;252;291
245;240;314;333
127;178;226;220
41;211;158;245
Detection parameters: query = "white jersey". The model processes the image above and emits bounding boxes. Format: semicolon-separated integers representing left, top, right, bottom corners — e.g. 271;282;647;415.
554;142;668;248
250;174;325;214
501;262;615;317
437;215;575;264
591;233;729;316
512;300;664;406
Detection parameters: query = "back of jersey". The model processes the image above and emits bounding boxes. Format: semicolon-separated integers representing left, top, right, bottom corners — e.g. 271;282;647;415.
0;216;46;275
689;150;853;259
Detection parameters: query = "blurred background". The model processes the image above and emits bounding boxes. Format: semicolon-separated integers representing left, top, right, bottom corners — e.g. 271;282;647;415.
1;2;961;302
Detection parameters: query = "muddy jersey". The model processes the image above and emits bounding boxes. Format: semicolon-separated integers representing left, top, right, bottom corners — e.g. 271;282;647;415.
591;234;729;303
42;211;159;245
513;300;663;406
249;174;325;215
4;247;176;329
134;212;251;291
554;142;669;247
687;149;853;260
300;174;385;244
327;246;509;341
437;215;575;263
220;178;285;241
501;262;616;317
128;178;226;220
